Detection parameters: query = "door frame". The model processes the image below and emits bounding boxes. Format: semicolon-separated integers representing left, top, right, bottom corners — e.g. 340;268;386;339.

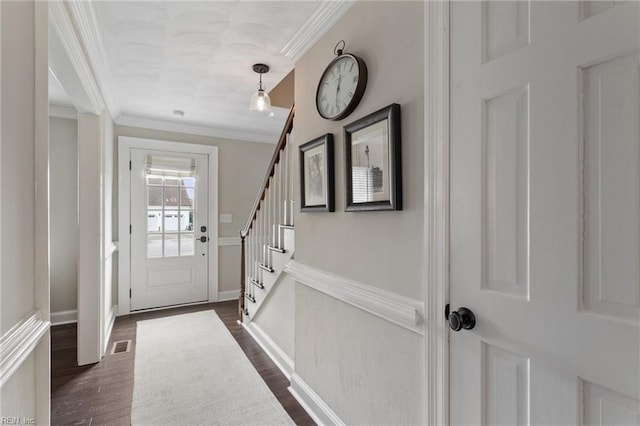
423;1;450;425
117;136;219;315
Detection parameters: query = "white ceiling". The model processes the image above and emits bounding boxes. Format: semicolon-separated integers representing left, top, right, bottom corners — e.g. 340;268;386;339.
48;1;355;142
84;1;322;140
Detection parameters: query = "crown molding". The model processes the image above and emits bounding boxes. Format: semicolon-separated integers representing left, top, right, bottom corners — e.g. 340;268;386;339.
280;0;356;63
116;115;278;144
49;104;78;120
64;1;121;118
48;0;105;114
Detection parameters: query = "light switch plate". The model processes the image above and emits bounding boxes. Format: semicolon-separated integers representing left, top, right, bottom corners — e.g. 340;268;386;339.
219;213;232;224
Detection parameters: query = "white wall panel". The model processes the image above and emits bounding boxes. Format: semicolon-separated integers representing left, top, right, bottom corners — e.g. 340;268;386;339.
483;86;530;299
582;51;640;321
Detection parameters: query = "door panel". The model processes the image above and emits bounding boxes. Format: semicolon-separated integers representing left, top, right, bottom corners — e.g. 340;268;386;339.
130;149;209;310
450;1;640;424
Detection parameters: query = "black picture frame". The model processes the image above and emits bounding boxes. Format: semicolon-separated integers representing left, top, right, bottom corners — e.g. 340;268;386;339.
344;103;402;211
299;134;335;212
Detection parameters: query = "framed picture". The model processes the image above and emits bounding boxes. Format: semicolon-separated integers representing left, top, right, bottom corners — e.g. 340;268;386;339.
299;134;335;212
344;103;402;211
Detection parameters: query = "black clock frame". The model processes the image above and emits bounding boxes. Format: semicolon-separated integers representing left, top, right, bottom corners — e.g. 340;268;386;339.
315;53;368;121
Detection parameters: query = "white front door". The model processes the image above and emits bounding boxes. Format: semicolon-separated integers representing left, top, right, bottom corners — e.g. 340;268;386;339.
130;149;209;310
450;1;639;424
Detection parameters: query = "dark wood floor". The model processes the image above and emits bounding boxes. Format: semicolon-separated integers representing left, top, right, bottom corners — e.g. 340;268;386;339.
51;301;314;426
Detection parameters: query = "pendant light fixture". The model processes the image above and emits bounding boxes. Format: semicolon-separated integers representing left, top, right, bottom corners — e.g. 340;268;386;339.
249;63;272;113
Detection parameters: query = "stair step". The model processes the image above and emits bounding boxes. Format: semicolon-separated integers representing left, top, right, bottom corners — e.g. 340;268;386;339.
244;293;256;303
268;245;286;253
258;263;274;273
251;279;265;290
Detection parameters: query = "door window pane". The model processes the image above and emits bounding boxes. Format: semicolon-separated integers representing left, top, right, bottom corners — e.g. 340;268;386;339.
164;211;180;232
164;234;179;257
164;187;179;207
147;187;162;207
181;187;195;208
147;210;162;232
145;156;200;259
180;211;193;231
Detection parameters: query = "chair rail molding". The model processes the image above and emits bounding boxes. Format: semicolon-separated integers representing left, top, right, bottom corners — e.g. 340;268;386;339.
284;261;424;335
0;312;50;388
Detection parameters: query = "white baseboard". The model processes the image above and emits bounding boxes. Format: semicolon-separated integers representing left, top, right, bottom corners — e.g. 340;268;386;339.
51;309;78;326
289;373;345;426
242;322;294;380
218;289;240;302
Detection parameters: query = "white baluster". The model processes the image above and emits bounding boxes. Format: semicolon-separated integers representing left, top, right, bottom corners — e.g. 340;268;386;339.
283;141;290;226
271;174;276;251
275;159;282;248
286;135;293;226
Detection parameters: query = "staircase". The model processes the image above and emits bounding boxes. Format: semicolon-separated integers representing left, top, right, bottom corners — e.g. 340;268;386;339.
240;106;295;323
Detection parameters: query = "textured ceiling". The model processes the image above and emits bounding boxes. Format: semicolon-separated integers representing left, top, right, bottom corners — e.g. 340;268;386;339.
91;1;320;139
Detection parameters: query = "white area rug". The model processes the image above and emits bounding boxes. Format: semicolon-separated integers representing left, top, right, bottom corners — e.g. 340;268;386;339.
132;310;295;426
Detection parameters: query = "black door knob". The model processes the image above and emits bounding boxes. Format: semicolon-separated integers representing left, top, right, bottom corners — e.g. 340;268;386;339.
446;306;476;331
199;236;208;243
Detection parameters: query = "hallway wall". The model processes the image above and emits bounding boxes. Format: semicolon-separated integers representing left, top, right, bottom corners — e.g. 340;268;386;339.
259;2;426;423
49;116;78;315
1;0;50;420
112;126;275;300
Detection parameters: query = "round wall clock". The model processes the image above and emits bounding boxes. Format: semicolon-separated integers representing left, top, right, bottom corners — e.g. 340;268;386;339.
316;52;367;121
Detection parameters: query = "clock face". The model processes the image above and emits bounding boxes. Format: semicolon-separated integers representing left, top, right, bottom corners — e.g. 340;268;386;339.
316;54;367;121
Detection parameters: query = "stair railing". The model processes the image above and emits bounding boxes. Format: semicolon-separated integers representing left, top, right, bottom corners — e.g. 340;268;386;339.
239;106;295;319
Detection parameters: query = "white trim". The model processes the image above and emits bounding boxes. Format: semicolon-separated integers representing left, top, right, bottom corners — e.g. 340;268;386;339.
0;312;50;388
285;261;424;335
35;3;52;422
280;0;356;63
48;1;105;114
118;136;219;315
218;236;241;247
116;115;277;145
105;241;118;258
64;1;120;119
103;305;117;351
218;290;240;301
49;104;77;120
241;322;293;380
424;2;450;425
288;373;345;426
51;310;78;326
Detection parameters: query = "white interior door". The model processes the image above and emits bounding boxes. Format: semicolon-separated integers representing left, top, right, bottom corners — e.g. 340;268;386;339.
130;149;209;310
450;1;639;424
